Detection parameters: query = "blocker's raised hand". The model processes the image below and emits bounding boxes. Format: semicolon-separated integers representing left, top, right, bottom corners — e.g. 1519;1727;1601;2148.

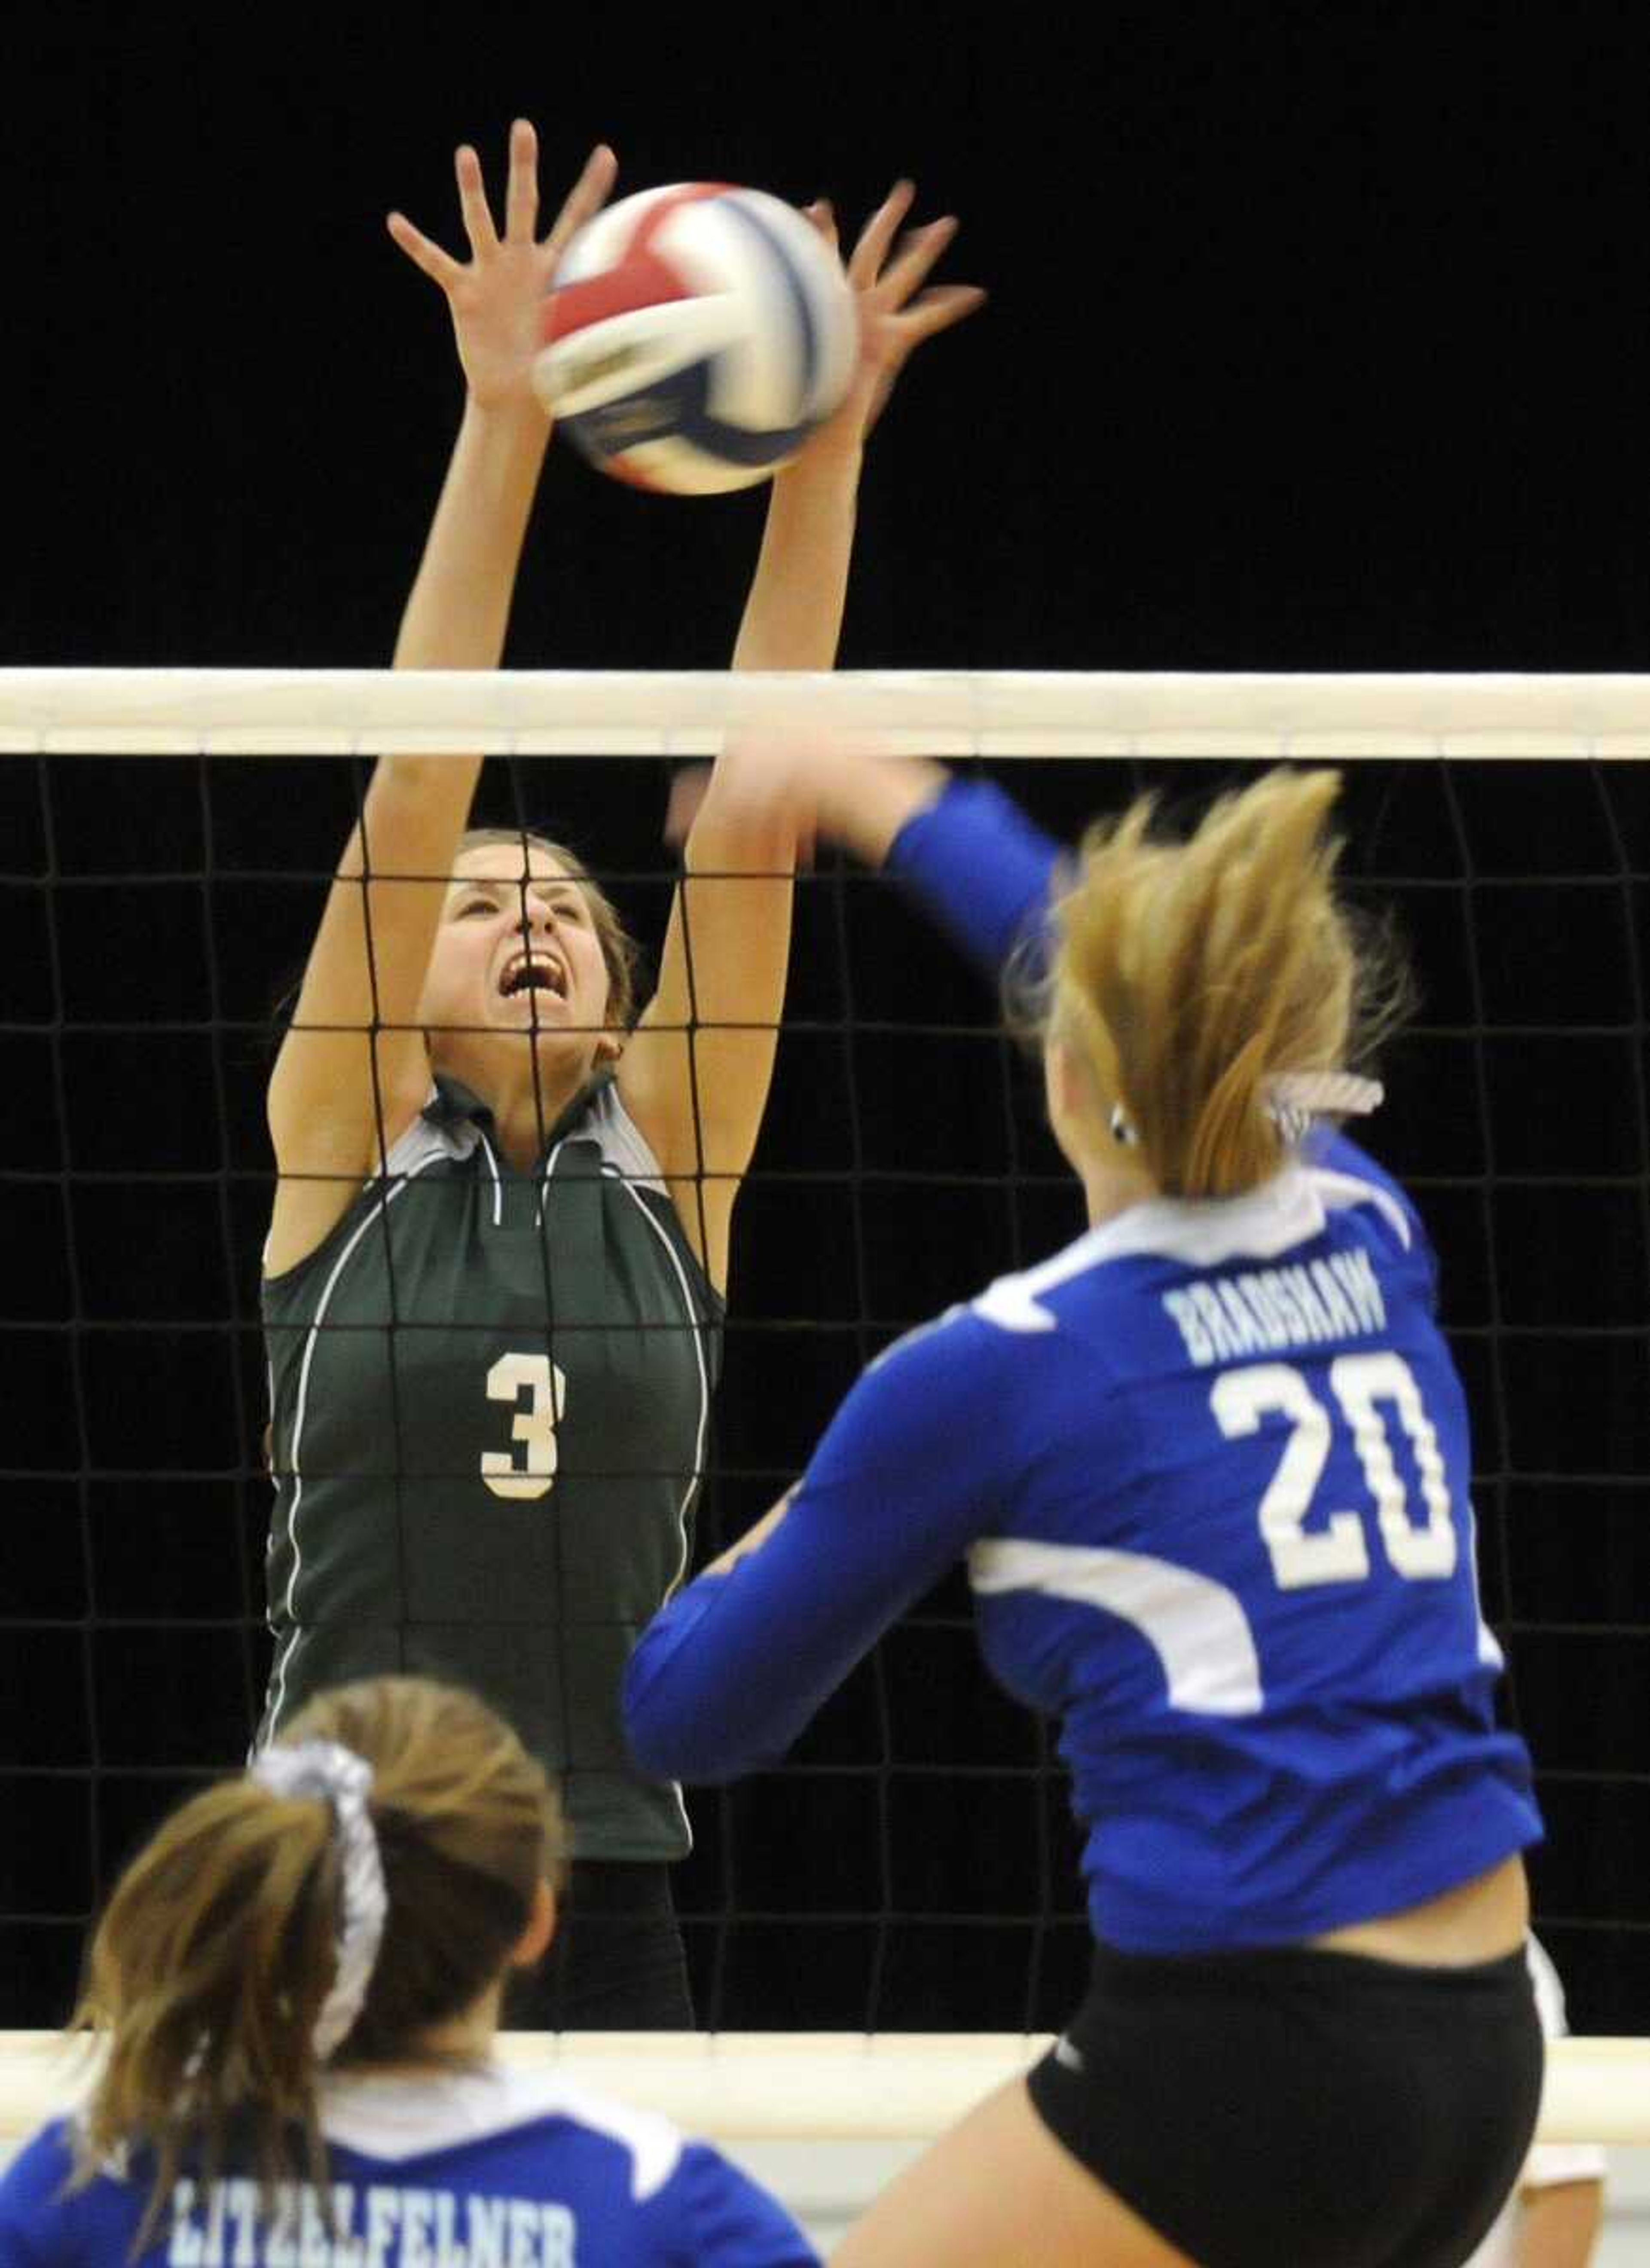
387;122;617;411
794;182;985;458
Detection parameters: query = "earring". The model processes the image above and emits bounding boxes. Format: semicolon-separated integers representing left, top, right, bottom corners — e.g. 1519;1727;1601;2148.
1109;1103;1138;1147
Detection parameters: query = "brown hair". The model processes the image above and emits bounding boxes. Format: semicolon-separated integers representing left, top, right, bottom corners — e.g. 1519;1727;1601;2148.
1048;767;1407;1201
69;1679;562;2238
457;828;643;1034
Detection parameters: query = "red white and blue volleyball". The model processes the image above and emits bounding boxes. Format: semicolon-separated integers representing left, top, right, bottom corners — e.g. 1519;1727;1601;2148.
533;184;859;494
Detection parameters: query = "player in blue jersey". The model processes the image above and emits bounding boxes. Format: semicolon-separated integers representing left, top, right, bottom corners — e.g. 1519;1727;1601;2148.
258;121;980;2028
625;759;1546;2268
0;1677;817;2268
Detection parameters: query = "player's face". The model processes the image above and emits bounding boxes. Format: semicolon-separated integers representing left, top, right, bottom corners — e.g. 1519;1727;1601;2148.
419;844;616;1086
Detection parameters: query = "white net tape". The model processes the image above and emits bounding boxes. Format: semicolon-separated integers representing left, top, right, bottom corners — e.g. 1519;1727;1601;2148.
0;2033;1644;2145
7;666;1650;755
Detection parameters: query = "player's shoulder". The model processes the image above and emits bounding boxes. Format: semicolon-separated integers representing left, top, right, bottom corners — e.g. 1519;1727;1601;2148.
966;1146;1433;1362
860;1143;1431;1415
0;2113;71;2191
656;2140;818;2264
503;2073;686;2203
849;1266;1087;1450
318;2068;815;2264
849;1229;1143;1450
574;1074;666;1188
968;1225;1133;1337
1302;1132;1427;1259
261;1081;483;1301
0;2118;101;2265
963;1170;1340;1339
842;1300;1017;1452
322;2065;684;2198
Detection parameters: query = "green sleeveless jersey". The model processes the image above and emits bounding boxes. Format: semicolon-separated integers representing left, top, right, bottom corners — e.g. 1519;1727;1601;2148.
259;1074;722;1861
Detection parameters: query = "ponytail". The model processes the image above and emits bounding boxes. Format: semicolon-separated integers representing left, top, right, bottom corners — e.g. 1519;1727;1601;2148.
67;1679;560;2244
1051;769;1406;1200
70;1776;341;2230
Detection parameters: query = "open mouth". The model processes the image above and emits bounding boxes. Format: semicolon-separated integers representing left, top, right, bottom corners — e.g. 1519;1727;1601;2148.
498;949;568;1002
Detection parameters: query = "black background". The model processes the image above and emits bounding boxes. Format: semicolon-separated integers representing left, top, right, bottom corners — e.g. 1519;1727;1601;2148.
3;7;1648;2035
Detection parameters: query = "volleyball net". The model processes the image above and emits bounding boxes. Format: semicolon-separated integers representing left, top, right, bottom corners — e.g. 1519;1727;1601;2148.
1;668;1646;2148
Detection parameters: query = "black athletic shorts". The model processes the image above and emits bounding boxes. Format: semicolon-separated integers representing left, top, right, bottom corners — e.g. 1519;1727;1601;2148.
504;1861;694;2032
1026;1939;1542;2268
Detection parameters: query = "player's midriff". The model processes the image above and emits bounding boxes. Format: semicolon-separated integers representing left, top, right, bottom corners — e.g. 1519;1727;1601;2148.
1308;1852;1530;1966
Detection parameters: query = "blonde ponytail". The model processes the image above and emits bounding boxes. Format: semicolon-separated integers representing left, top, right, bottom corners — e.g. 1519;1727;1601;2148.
1051;769;1403;1200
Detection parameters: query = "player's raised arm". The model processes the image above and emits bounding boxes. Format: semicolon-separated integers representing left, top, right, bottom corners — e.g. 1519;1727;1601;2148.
263;126;614;1279
669;734;1068;995
617;190;984;1291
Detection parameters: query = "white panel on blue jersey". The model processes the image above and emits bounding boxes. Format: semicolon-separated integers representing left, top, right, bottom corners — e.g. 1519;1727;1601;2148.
318;2066;682;2202
1308;1165;1415;1251
1467;1502;1507;1669
971;1162;1415;1336
968;1538;1263;1715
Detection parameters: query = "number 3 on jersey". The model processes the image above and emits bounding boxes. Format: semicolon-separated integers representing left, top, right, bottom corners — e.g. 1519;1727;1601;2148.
1212;1353;1457;1589
482;1352;568;1501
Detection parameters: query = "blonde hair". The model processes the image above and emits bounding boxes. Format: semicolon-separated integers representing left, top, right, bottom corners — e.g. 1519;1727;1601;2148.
1048;767;1406;1201
70;1679;562;2237
458;828;642;1033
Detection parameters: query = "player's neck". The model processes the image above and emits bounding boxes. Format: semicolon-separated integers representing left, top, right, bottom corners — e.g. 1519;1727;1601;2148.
486;1055;595;1170
1079;1158;1158;1229
408;1996;503;2063
343;1981;506;2076
431;1033;606;1168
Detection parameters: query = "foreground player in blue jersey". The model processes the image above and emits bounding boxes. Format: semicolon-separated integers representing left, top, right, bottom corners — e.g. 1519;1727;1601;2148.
0;1678;816;2268
626;762;1545;2268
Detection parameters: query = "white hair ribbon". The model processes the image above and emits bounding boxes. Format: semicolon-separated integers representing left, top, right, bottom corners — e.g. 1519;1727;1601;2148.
250;1739;388;2060
1109;1074;1381;1154
1265;1072;1384;1145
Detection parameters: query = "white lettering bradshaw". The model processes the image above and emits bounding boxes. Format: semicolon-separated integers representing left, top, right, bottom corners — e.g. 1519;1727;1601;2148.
168;2185;577;2268
1163;1250;1387;1368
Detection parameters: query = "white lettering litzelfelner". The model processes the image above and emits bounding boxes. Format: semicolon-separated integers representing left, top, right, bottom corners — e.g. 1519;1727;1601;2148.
167;2184;580;2268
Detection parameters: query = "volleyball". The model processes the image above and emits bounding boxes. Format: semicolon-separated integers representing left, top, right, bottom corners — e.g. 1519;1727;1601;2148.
534;183;859;494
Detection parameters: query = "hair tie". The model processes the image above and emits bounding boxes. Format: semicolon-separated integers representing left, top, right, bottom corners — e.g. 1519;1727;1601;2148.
1109;1075;1381;1156
250;1740;388;2060
1265;1072;1384;1145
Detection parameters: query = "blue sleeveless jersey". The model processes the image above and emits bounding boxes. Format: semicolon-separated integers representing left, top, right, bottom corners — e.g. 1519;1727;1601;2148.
626;1133;1540;1953
0;2067;816;2268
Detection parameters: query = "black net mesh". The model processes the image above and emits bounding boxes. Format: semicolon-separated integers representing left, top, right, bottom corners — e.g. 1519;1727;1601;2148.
2;750;1646;2034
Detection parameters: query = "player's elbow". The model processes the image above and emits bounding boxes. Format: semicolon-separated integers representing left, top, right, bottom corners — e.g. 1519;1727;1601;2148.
622;1653;775;1785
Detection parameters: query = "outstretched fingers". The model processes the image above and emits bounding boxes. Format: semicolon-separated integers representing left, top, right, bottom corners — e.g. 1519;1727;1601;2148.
803;198;840;251
388;128;615;299
544;142;618;263
873;214;960;311
848;179;916;290
895;280;987;344
453;142;501;259
385;208;465;291
503;117;539;243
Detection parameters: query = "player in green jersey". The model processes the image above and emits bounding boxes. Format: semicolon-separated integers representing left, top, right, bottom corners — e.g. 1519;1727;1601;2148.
258;121;981;2028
